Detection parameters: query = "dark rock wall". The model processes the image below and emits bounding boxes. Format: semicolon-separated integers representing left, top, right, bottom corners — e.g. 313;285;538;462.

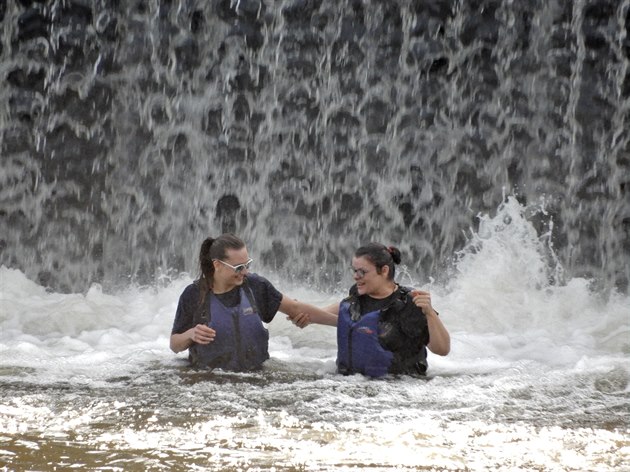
1;0;628;292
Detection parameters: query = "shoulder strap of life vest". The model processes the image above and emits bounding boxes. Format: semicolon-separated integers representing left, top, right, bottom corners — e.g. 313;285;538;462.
193;280;210;326
396;285;411;301
383;285;412;315
344;284;411;321
343;285;362;321
241;278;259;314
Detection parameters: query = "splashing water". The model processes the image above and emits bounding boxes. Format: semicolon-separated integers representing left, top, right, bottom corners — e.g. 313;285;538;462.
1;0;628;469
1;198;628;470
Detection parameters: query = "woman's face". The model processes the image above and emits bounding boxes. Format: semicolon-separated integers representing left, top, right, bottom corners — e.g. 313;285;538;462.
351;256;389;296
213;247;251;288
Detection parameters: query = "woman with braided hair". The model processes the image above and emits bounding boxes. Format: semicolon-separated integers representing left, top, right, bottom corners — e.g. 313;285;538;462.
295;242;450;378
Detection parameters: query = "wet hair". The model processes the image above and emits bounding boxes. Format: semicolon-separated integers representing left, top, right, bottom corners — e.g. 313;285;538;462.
198;233;245;300
354;243;401;280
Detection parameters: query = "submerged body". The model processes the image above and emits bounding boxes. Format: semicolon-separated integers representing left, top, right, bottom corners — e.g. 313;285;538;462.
298;243;451;378
170;234;335;371
172;274;280;370
337;285;429;377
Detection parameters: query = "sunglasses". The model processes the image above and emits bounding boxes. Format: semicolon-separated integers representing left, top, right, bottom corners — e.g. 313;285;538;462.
215;258;253;274
350;267;371;278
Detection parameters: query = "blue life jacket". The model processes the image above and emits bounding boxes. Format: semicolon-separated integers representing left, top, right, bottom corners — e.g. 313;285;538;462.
337;286;429;378
336;297;394;378
190;284;269;371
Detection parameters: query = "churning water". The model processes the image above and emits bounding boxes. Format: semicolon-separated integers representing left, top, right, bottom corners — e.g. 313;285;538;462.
1;198;629;470
1;0;629;470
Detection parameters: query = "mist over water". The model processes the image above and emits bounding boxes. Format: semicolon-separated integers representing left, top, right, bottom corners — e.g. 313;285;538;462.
1;0;629;470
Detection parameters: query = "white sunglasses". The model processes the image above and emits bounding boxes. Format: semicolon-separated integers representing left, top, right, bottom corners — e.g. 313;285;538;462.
215;258;253;273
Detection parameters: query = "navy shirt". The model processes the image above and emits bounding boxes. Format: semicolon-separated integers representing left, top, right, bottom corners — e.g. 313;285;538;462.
171;273;283;335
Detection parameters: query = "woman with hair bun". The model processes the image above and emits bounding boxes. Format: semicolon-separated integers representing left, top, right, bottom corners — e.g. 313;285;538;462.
170;233;335;371
297;242;450;378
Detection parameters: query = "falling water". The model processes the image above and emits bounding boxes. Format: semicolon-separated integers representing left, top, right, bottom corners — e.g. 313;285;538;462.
1;0;628;293
1;1;629;471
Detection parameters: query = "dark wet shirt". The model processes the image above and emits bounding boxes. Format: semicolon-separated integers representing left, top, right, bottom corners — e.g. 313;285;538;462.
171;273;283;334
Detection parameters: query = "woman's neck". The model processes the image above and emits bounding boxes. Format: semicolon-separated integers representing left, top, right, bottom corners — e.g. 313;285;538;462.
212;279;236;294
368;281;398;299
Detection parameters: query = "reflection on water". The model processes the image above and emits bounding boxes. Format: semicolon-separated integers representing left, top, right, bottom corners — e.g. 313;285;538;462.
1;362;628;471
1;198;629;470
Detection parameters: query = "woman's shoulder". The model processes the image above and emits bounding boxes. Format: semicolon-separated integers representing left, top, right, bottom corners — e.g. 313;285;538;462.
395;285;418;303
242;273;283;319
377;285;418;316
243;273;281;296
244;272;271;287
397;284;413;294
180;280;201;298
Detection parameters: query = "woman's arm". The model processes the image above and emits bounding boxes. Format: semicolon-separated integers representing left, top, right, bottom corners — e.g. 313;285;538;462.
424;308;450;355
279;296;339;326
171;284;214;353
170;325;216;353
170;329;194;353
410;290;450;355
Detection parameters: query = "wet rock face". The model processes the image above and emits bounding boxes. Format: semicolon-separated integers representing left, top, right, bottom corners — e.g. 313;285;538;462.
0;0;628;292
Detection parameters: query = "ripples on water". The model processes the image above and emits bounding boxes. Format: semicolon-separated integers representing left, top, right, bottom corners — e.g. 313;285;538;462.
1;199;629;470
1;358;628;471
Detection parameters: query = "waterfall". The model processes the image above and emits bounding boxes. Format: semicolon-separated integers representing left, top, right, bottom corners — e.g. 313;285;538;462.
1;0;628;293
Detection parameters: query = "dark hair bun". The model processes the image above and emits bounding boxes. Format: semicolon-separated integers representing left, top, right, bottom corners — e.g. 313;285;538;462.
387;246;402;264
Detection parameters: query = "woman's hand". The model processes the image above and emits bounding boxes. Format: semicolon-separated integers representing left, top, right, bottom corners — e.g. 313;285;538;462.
411;289;450;355
170;324;216;353
191;324;216;344
288;312;311;328
410;289;437;316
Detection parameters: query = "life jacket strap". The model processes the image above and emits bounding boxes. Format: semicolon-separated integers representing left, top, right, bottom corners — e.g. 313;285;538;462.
344;284;411;321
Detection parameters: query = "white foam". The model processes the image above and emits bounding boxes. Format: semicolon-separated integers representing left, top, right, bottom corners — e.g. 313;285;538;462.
1;198;628;386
